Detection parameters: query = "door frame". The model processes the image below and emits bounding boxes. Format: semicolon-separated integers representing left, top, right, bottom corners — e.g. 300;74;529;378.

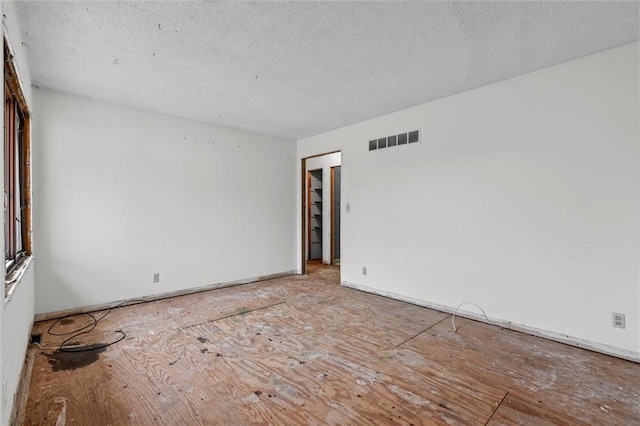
330;167;334;265
300;150;341;275
330;165;342;265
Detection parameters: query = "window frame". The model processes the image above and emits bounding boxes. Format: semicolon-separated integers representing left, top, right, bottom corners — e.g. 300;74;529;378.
4;36;32;295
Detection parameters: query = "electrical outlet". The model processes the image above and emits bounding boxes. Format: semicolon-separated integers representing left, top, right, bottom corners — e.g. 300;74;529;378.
153;273;160;283
612;312;625;329
346;203;350;212
362;266;367;276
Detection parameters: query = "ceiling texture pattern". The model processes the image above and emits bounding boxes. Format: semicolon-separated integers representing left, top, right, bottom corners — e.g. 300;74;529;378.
15;1;640;140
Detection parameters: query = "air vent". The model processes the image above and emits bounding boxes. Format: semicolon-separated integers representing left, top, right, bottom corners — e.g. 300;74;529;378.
369;130;420;151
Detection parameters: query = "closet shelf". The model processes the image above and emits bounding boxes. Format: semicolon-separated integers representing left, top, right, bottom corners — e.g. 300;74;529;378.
308;169;323;261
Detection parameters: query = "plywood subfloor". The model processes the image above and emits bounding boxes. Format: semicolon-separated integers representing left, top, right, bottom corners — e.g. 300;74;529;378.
19;265;640;425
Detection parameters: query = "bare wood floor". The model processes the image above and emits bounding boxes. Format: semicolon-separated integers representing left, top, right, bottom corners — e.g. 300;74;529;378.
19;264;640;425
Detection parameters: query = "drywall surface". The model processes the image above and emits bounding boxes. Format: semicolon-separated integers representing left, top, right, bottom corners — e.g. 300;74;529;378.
33;89;296;314
3;262;34;424
306;153;342;264
297;42;640;356
2;3;36;424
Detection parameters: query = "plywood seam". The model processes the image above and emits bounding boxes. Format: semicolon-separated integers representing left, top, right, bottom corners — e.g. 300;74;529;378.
184;301;285;330
484;391;509;425
394;315;450;348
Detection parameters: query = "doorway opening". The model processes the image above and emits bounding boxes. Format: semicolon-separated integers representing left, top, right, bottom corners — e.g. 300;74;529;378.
301;151;341;275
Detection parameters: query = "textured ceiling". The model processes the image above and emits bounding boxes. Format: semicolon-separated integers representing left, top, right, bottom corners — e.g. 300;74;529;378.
15;1;640;140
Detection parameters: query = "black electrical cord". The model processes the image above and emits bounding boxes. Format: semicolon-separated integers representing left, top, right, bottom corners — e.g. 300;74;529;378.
47;299;146;352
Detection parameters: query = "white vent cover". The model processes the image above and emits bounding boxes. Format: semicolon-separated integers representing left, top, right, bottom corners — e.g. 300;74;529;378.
369;130;420;151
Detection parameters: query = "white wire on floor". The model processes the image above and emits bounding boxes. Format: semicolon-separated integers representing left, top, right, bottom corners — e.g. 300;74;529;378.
451;302;496;333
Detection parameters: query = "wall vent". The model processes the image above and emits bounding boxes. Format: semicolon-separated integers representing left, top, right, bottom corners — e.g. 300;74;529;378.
369;129;420;151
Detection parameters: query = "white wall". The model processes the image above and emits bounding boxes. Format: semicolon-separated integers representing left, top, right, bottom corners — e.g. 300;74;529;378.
297;42;640;358
33;89;297;314
305;152;341;264
2;263;33;422
2;2;36;424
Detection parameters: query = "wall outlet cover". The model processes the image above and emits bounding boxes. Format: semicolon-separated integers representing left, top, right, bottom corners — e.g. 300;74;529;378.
612;312;625;329
153;273;160;283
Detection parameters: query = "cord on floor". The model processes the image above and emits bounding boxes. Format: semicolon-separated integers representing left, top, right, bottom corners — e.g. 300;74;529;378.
452;302;496;333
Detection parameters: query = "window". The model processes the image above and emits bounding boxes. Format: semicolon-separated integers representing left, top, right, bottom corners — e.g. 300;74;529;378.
4;38;31;291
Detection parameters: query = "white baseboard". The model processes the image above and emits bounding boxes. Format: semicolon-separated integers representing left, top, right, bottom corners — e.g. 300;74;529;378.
342;280;640;364
34;270;297;322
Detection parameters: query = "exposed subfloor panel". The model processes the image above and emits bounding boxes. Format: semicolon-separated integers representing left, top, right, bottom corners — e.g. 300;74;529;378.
18;265;640;424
